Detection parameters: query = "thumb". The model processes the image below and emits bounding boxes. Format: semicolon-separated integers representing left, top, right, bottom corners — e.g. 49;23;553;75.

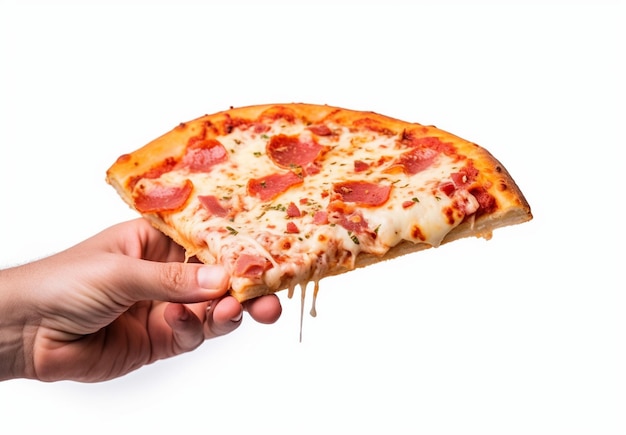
111;258;230;304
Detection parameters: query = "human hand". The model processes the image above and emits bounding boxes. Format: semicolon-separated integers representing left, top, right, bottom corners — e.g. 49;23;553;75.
0;219;282;383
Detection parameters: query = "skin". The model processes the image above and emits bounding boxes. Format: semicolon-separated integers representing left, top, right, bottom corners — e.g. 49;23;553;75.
0;219;282;383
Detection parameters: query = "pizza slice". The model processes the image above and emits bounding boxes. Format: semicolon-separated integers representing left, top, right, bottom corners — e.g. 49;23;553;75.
106;103;532;304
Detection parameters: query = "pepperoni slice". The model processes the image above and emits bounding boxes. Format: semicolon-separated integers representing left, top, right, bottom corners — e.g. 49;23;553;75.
332;181;391;207
395;147;439;175
233;254;271;278
247;171;303;201
133;179;193;213
307;124;333;136
181;139;228;172
469;186;497;216
327;201;370;234
451;161;479;187
439;181;456;197
223;115;271;135
400;133;455;153
198;195;229;217
285;221;300;233
394;134;457;175
354;160;370;172
313;210;328;225
266;134;322;172
286;202;301;217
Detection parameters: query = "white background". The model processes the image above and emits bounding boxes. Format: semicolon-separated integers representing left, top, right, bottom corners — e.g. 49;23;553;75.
0;1;624;434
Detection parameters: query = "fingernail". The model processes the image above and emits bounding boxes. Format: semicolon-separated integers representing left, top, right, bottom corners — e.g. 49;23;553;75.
197;265;228;290
231;310;243;323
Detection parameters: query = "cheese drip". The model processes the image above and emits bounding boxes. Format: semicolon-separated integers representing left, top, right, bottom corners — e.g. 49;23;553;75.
285;280;320;342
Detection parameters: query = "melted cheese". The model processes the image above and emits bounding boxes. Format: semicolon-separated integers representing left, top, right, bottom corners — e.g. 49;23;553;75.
161;119;476;312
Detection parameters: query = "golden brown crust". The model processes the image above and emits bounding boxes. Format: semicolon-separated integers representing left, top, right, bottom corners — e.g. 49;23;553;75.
107;103;532;302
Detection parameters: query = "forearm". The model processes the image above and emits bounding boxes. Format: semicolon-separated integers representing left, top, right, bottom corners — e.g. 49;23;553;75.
0;265;36;381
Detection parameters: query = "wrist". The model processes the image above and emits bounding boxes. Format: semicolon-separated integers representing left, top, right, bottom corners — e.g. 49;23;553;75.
0;265;37;381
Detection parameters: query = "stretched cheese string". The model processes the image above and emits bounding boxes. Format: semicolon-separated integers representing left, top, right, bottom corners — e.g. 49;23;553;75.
287;279;319;342
297;279;321;341
287;282;295;299
299;283;306;343
310;279;320;318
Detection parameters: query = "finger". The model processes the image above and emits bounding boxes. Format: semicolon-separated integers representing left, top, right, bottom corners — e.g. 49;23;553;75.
244;294;282;324
163;303;205;353
204;296;243;339
110;258;230;305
